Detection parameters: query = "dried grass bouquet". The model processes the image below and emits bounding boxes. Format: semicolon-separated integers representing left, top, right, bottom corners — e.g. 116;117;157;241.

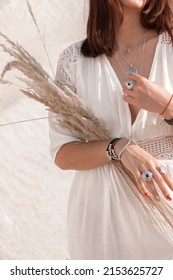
0;0;173;245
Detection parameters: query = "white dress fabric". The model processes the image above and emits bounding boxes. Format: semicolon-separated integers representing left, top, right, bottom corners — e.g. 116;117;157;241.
49;32;173;259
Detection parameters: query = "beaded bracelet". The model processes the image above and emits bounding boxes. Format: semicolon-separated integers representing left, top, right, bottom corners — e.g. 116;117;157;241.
106;138;132;161
106;138;121;160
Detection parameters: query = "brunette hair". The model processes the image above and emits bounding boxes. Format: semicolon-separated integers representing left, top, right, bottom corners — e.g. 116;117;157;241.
81;0;173;57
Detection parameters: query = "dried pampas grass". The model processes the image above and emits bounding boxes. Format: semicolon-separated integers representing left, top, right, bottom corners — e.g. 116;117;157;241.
0;1;173;246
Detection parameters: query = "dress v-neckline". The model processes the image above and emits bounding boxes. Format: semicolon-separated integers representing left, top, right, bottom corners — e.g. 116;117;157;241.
103;33;162;129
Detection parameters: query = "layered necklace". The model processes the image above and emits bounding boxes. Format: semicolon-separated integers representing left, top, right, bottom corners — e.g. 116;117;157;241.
118;31;146;53
115;32;146;77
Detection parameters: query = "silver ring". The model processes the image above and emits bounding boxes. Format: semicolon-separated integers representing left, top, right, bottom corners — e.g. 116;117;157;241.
141;170;153;182
159;163;167;175
125;79;135;90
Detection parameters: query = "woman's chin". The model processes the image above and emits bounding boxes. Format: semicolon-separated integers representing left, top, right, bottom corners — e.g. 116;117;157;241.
120;0;145;10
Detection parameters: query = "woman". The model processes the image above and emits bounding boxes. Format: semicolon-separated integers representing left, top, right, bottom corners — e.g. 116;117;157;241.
49;0;173;259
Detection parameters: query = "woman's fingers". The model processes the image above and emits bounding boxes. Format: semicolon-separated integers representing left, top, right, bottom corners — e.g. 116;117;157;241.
145;181;160;201
162;175;173;192
135;170;160;200
152;170;172;200
120;143;173;201
122;73;171;114
158;168;173;191
135;172;151;198
134;168;173;201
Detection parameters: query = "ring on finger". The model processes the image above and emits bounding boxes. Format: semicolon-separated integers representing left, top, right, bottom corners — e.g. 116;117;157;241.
158;163;167;175
141;170;153;182
125;79;135;90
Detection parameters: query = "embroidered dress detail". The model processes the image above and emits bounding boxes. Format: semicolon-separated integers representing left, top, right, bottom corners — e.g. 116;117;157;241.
137;136;173;159
55;42;83;93
161;31;171;44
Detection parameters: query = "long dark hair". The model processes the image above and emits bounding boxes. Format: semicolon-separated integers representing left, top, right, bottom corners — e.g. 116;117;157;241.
81;0;173;57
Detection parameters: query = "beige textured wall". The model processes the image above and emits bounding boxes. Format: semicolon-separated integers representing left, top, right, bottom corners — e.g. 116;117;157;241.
0;0;85;260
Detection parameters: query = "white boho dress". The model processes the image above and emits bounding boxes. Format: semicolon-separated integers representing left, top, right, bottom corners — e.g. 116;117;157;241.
49;32;173;259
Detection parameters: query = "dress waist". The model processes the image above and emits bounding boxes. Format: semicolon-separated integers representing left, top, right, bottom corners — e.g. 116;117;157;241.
136;136;173;160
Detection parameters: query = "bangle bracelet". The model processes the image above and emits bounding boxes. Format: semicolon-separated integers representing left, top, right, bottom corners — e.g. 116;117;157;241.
160;94;173;116
118;138;132;159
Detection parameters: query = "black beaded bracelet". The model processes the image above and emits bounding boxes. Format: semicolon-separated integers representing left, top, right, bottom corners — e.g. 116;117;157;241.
164;118;173;125
106;138;121;160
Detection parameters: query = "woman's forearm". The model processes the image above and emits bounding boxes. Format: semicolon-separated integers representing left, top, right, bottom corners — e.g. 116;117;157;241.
55;140;111;170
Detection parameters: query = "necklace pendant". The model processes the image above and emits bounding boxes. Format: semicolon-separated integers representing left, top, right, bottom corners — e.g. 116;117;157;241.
127;65;138;75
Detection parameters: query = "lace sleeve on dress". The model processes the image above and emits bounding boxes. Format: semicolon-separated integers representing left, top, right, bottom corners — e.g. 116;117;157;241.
54;43;82;94
48;43;82;160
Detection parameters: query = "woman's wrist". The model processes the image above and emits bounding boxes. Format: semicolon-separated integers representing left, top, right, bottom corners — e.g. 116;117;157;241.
106;138;133;161
113;138;133;159
160;94;173;120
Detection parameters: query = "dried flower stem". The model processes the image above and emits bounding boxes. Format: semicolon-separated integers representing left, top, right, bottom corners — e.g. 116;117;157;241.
26;0;55;78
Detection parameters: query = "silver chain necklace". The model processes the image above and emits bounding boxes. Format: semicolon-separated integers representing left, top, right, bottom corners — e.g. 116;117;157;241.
115;33;146;77
115;33;146;75
118;32;145;53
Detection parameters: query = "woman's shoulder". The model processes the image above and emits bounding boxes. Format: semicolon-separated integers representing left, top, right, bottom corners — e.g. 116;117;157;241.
58;40;85;65
55;41;85;92
160;31;172;45
159;31;173;60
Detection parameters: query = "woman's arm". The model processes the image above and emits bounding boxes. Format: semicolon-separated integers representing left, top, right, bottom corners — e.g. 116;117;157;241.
55;140;110;170
55;138;173;201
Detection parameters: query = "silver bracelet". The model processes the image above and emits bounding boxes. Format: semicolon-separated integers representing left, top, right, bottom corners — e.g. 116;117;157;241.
117;138;132;159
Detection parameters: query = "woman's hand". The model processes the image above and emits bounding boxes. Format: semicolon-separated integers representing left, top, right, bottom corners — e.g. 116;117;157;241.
115;139;173;200
123;73;173;119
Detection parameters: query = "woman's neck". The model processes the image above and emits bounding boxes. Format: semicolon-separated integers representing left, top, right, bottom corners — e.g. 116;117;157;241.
117;9;146;49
